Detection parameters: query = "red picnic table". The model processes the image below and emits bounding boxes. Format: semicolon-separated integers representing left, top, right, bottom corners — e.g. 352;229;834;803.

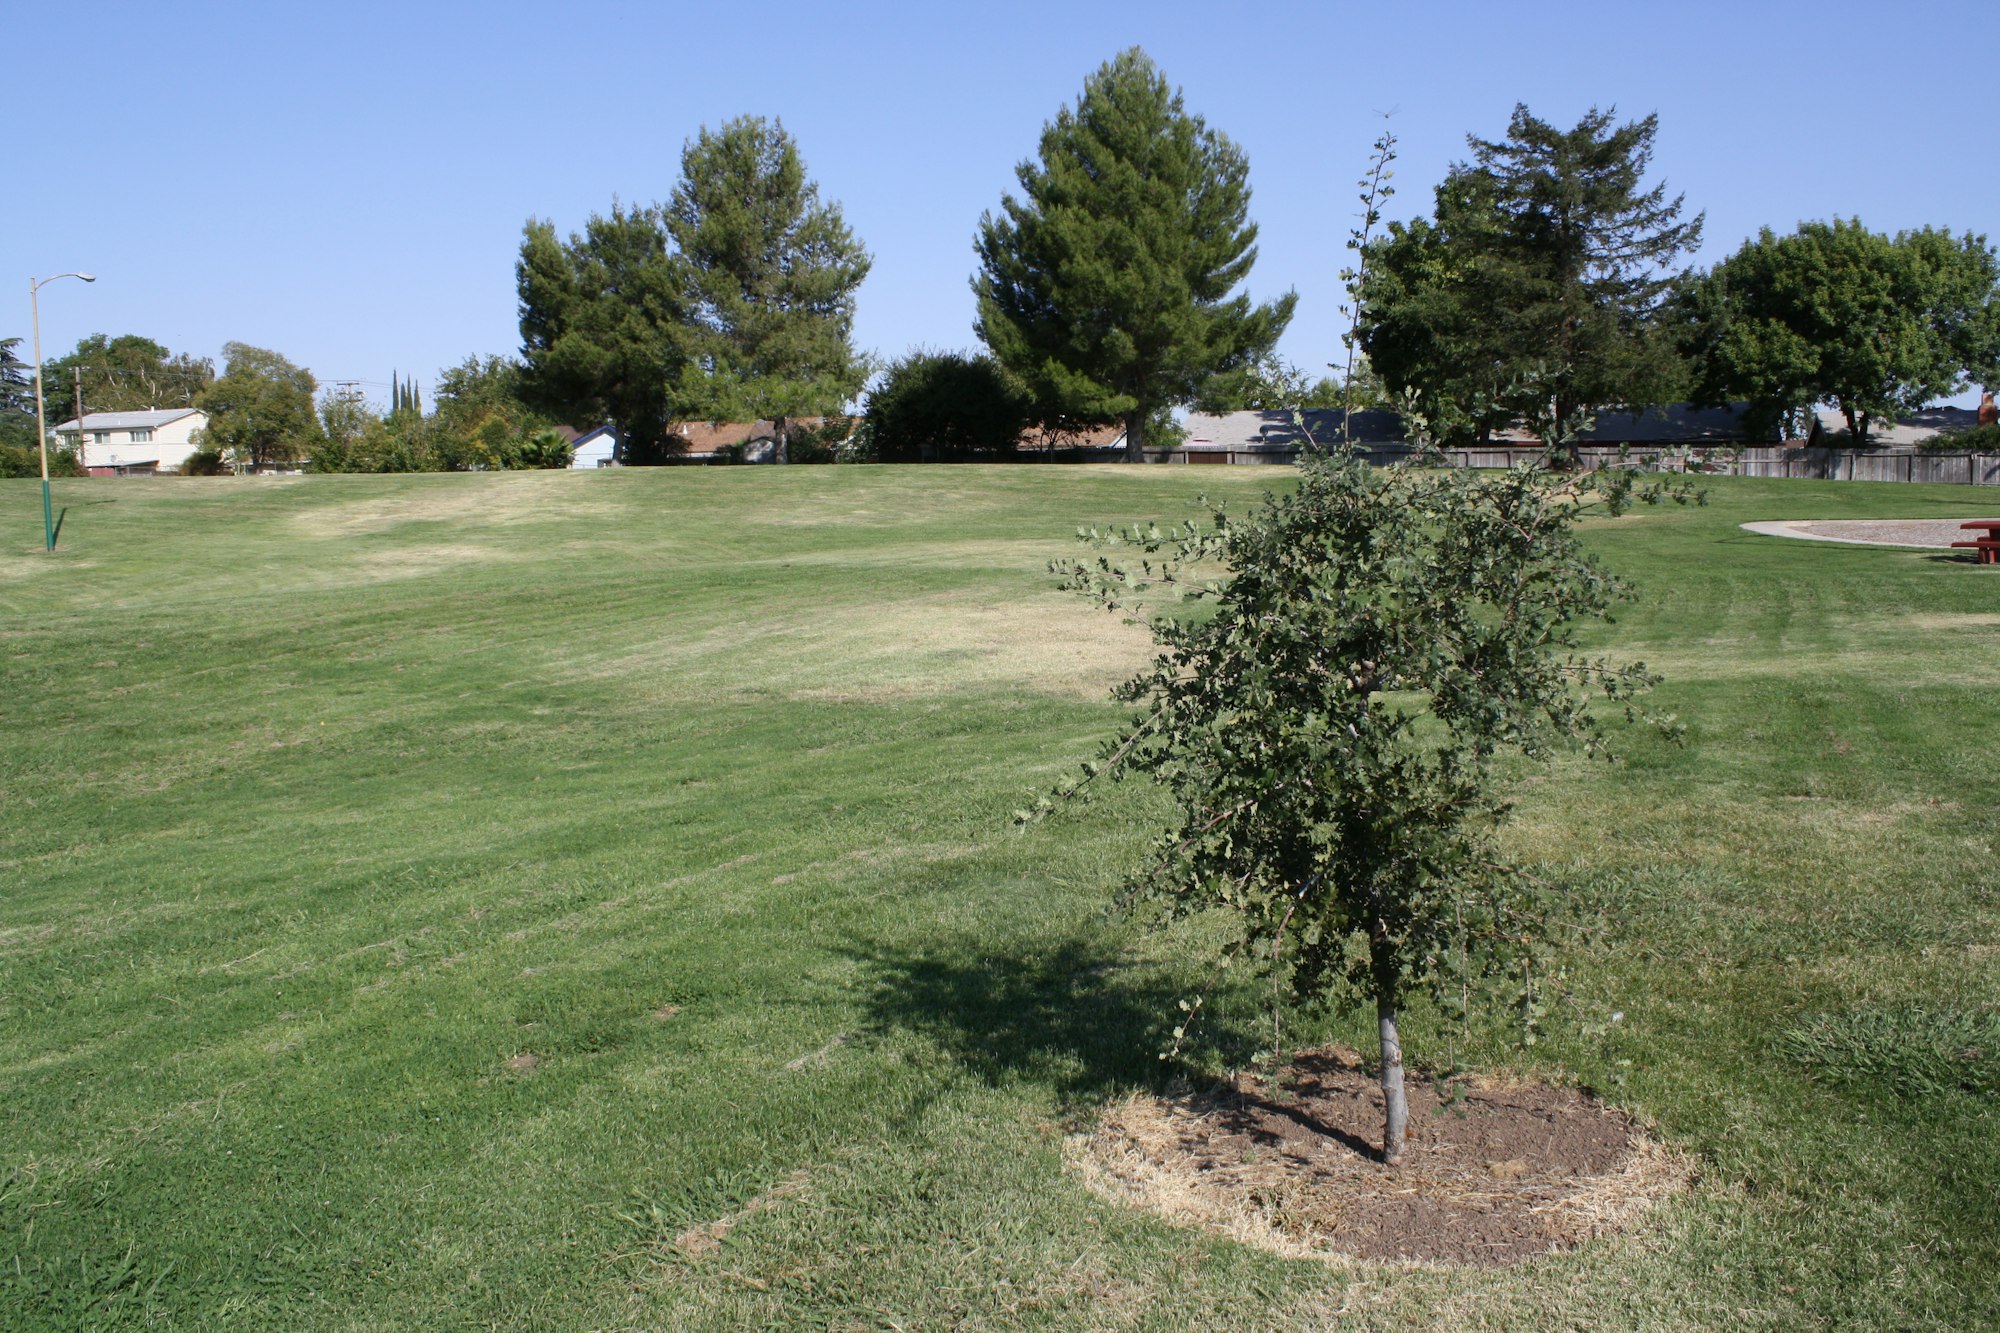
1952;520;2000;564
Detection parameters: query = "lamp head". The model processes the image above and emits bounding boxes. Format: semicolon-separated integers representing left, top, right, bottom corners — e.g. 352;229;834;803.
78;273;96;282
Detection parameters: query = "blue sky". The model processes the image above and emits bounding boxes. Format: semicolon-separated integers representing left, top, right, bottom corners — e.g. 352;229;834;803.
12;0;1997;410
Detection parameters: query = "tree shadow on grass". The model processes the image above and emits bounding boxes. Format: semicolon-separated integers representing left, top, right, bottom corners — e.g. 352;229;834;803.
846;934;1257;1116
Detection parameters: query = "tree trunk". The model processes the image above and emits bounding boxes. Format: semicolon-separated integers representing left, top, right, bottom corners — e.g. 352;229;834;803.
1377;993;1409;1165
1124;408;1146;463
773;414;790;465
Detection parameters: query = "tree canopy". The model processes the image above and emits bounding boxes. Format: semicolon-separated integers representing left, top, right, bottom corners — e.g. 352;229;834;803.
1033;450;1695;1162
1;337;43;458
197;342;320;470
39;333;214;426
666;116;873;451
1682;220;2000;443
865;349;1031;462
518;203;689;458
519;118;869;463
1360;105;1701;450
973;48;1294;461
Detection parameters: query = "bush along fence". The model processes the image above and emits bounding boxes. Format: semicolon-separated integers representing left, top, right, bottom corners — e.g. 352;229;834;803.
1109;441;2000;484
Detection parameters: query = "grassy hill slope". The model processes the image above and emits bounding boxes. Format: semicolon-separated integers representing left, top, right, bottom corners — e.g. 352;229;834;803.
2;467;1995;1329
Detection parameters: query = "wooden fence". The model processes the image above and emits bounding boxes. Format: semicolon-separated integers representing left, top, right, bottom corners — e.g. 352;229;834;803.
1121;442;2000;485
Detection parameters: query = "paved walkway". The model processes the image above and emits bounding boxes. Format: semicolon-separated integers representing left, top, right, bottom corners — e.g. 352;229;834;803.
1739;519;1992;549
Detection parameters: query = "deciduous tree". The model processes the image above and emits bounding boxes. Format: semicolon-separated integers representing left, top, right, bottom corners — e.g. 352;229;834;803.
40;333;214;425
197;342;321;470
1682;220;2000;443
974;48;1294;462
1030;450;1694;1163
866;349;1031;461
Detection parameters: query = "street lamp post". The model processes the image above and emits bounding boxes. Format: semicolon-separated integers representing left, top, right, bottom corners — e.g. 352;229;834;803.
30;271;97;552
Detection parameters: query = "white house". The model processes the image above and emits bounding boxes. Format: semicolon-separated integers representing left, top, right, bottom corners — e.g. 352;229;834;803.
55;408;208;475
566;424;621;468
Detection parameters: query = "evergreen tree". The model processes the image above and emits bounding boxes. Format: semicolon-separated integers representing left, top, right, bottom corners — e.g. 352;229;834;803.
664;116;872;460
1361;106;1700;452
1;337;33;416
1;336;39;452
974;48;1294;461
517;203;690;457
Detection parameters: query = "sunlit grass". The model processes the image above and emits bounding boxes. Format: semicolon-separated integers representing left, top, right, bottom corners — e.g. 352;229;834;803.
2;466;1996;1329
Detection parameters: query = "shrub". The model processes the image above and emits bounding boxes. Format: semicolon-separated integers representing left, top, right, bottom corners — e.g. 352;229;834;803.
0;444;87;479
179;448;231;476
519;428;574;469
1921;422;2000;452
867;350;1032;461
784;417;857;464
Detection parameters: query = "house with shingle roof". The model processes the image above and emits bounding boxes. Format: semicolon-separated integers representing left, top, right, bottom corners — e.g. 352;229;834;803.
54;408;208;475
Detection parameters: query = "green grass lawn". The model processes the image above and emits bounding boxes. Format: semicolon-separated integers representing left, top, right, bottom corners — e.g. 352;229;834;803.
2;466;1996;1330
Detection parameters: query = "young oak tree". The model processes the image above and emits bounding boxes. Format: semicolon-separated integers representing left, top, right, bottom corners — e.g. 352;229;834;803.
665;116;872;461
974;48;1295;462
1028;450;1694;1164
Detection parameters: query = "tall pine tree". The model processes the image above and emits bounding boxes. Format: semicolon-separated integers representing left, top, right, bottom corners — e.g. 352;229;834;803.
664;116;871;459
974;49;1293;461
517;203;691;457
1361;106;1701;452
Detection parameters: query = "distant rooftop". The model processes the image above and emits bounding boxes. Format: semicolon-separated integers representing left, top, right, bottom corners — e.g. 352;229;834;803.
53;408;204;432
1813;404;1981;446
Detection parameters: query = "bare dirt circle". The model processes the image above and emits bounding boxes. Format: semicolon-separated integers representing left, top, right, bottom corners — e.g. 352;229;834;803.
1072;1045;1690;1267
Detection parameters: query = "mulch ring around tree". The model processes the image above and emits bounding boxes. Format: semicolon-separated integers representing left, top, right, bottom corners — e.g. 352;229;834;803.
1070;1044;1691;1268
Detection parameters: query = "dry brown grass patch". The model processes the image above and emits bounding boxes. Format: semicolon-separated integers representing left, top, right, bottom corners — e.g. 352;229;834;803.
671;1169;812;1259
1071;1045;1690;1268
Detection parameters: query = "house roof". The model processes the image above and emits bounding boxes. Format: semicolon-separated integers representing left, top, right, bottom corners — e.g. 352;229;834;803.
1019;422;1127;449
1183;409;1409;450
668;418;856;453
54;408;204;432
1813;404;1981;446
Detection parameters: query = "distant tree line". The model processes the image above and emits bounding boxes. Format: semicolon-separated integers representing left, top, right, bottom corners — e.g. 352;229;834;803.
870;56;1997;463
2;329;587;475
14;53;1997;476
1348;108;1999;452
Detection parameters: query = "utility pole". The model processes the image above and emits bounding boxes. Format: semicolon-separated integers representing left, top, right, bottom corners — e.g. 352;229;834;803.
74;367;85;471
